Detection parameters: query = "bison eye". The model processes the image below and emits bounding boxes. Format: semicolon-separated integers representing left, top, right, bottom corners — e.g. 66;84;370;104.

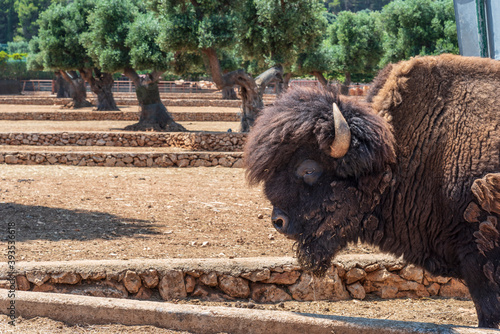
296;159;323;186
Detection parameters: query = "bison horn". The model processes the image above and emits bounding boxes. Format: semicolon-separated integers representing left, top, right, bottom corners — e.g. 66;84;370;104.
330;103;351;158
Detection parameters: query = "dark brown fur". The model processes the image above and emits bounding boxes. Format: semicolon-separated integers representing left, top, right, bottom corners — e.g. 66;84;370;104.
244;54;500;328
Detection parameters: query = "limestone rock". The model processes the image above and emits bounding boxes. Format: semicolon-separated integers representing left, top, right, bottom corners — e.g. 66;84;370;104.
199;272;218;287
345;268;366;285
16;276;31;291
139;269;159;289
133;286;153;300
289;267;350;301
158;270;187;300
218;275;250;298
347;282;366;300
439;278;470;298
185;275;196;294
50;272;81;285
240;269;271;282
399;265;423;283
26;271;50;286
250;283;292;303
262;271;301;285
123;270;142;294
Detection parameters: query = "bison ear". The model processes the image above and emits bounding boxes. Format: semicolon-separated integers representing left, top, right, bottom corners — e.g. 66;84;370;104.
330;103;351;158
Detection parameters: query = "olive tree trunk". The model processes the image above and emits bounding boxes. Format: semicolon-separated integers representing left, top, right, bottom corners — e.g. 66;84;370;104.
202;48;283;132
59;71;92;108
222;86;237;99
80;68;119;111
123;68;185;132
311;71;328;87
54;72;70;98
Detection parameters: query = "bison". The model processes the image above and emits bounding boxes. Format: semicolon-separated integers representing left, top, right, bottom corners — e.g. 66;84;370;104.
244;54;500;328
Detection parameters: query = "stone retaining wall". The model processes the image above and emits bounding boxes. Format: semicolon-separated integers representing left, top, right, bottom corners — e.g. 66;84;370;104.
0;97;242;107
0;132;246;151
0;111;240;122
0;151;244;168
1;257;470;303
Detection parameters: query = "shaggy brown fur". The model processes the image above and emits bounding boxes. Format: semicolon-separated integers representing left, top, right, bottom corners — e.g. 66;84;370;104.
244;54;500;328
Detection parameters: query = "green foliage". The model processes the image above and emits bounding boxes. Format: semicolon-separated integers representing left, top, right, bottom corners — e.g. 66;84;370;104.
240;0;327;67
82;0;138;73
7;40;29;53
126;12;174;71
34;0;94;71
14;0;54;40
0;0;18;43
82;0;172;74
154;0;238;53
325;0;392;13
0;50;51;79
380;0;458;66
328;9;383;82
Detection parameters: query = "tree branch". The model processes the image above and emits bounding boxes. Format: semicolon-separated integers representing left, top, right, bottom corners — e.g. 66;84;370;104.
123;67;141;87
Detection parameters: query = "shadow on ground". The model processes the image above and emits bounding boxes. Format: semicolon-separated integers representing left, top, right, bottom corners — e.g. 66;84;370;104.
0;203;159;242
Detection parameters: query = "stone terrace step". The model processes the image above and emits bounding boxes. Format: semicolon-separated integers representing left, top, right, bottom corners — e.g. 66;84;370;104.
0;256;471;304
0;109;241;122
0;146;243;168
0;97;244;107
0;131;246;151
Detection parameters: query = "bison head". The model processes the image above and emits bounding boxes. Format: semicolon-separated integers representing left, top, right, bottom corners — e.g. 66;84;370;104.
244;87;396;274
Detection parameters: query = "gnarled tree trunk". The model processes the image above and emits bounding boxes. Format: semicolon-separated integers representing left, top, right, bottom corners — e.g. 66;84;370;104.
222;86;237;100
123;68;185;132
311;71;328;87
80;68;119;111
59;70;92;108
54;72;70;98
202;47;283;132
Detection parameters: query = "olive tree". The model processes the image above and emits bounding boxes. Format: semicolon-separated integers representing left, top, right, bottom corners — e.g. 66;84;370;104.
153;0;326;132
380;0;458;66
82;0;184;131
31;0;119;110
328;10;384;89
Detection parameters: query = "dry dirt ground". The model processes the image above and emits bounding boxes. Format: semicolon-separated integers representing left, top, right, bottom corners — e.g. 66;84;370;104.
0;103;480;332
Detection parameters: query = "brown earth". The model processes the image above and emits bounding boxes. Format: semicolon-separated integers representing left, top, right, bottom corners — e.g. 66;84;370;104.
0;103;480;332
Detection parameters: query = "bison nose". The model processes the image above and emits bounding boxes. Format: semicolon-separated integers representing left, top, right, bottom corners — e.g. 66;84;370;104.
272;207;291;235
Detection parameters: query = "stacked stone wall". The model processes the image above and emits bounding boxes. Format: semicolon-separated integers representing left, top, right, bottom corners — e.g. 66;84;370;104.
0;132;246;151
0;151;243;168
0;111;240;122
2;257;470;303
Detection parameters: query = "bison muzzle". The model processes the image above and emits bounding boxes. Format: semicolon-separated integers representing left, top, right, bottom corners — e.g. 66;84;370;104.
244;54;500;328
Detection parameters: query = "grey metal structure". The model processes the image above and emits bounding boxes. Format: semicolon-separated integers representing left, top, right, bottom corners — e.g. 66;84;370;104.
454;0;499;59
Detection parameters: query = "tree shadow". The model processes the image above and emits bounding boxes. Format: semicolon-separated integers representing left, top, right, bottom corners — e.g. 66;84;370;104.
0;203;160;242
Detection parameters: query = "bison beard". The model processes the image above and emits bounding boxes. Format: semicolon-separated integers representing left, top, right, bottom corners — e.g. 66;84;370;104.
244;54;500;328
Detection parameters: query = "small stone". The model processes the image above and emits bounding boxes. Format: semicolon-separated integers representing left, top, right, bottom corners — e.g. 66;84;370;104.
134;286;153;300
427;282;441;296
50;272;81;285
250;283;292;303
139;269;159;289
199;272;218;287
263;271;301;285
4;155;18;164
241;269;271;282
399;264;423;283
378;286;398;299
158;270;187;300
345;268;366;285
16;276;31;291
257;214;264;219
218;275;250;298
185;275;196;294
268;234;275;240
26;271;50;286
123;271;142;294
347;282;366;300
439;278;470;298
